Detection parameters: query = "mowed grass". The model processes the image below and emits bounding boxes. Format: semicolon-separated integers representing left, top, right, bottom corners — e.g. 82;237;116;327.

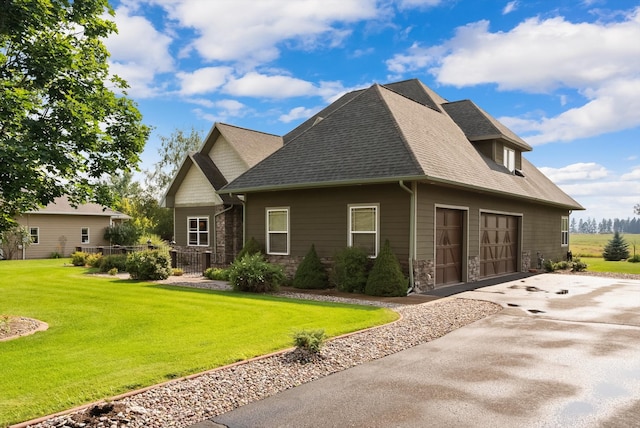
0;259;398;426
569;234;640;274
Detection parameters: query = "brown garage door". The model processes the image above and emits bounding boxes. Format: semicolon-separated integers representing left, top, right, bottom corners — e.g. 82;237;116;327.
480;213;518;277
436;208;463;286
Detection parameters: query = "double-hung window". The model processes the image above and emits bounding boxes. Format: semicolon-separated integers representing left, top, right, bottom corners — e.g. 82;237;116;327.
349;204;379;257
81;227;90;244
266;208;289;255
561;216;569;246
30;227;39;244
503;147;515;172
188;217;209;246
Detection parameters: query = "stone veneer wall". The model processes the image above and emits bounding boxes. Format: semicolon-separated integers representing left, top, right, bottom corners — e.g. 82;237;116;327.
412;259;435;292
266;255;335;279
468;255;480;282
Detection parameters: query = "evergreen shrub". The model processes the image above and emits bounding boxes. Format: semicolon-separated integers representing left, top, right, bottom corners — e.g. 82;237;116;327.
331;246;369;293
99;254;128;273
602;231;630;261
228;253;284;293
86;253;103;268
236;237;262;260
293;244;328;289
292;329;326;354
364;239;407;297
126;250;172;280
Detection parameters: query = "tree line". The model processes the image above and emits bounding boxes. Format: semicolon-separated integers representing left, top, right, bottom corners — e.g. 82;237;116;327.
571;217;640;234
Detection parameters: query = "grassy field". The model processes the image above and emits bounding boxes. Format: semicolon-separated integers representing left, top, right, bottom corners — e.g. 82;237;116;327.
0;259;398;426
569;233;640;258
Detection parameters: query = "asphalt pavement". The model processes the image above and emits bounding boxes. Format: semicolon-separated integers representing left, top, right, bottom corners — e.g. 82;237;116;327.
196;273;640;428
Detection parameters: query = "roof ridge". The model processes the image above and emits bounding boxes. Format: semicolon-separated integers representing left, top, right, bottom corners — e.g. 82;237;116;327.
216;122;281;138
375;85;427;176
283;85;373;146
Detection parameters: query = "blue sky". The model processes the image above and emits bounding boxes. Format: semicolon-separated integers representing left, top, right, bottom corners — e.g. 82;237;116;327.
105;0;640;222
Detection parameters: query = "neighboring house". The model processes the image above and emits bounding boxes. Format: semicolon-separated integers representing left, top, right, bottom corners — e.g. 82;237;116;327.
162;122;282;264
220;79;583;290
8;196;130;260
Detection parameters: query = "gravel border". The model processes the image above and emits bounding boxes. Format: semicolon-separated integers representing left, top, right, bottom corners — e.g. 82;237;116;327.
21;288;501;428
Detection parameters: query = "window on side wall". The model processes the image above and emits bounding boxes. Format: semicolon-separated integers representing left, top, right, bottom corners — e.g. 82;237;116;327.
266;208;289;255
561;216;569;246
349;204;379;257
81;227;90;244
188;217;209;246
30;227;39;244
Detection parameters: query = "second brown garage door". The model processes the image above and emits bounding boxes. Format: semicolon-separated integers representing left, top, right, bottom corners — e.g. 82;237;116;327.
480;213;518;277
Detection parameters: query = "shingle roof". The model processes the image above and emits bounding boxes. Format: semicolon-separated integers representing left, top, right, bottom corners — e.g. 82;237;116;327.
27;196;130;219
222;81;582;210
441;100;532;151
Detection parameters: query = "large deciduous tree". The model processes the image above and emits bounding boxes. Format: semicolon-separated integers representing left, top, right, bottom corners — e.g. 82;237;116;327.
0;0;149;234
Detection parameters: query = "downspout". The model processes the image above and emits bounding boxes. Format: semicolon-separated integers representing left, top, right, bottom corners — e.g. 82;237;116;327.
399;181;415;293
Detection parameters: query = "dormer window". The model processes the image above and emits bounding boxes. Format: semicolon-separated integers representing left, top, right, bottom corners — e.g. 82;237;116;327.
503;147;515;172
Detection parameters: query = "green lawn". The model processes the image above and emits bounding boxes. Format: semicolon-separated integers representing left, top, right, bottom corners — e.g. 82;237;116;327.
580;257;640;274
0;259;398;426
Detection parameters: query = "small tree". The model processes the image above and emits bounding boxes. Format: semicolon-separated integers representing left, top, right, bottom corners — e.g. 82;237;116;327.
104;222;142;246
364;239;407;297
0;226;32;260
293;245;328;289
602;231;630;261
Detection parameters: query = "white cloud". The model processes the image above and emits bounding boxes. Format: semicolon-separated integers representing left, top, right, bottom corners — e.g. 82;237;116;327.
105;6;174;97
539;162;608;184
502;1;518;15
177;67;233;95
386;7;640;145
223;72;317;99
621;167;640;181
148;0;380;65
279;106;319;123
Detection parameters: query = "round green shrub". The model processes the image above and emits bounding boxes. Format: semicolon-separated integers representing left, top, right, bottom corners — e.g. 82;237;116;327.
126;250;172;280
228;253;284;293
293;244;328;289
204;267;230;281
364;239;407;297
99;254;128;273
331;246;369;293
71;251;87;266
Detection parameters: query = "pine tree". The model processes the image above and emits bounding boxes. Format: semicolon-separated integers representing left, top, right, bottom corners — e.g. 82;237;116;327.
602;231;630;261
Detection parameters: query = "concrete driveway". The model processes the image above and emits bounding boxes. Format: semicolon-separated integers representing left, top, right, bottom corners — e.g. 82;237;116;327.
208;274;640;428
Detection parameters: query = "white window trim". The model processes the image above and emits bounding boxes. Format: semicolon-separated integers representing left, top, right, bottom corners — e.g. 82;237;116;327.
503;146;515;172
561;216;569;247
187;216;210;247
30;227;40;245
266;207;290;255
348;204;379;258
81;227;90;244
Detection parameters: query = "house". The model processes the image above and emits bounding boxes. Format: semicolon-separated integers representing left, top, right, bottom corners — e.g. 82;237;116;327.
162;122;282;264
220;79;583;290
7;196;130;260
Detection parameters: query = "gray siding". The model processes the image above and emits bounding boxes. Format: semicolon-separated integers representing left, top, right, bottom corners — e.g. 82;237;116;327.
245;184;411;261
416;183;570;265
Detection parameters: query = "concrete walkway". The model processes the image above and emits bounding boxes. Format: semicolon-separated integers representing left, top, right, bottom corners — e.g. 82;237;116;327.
204;274;640;428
